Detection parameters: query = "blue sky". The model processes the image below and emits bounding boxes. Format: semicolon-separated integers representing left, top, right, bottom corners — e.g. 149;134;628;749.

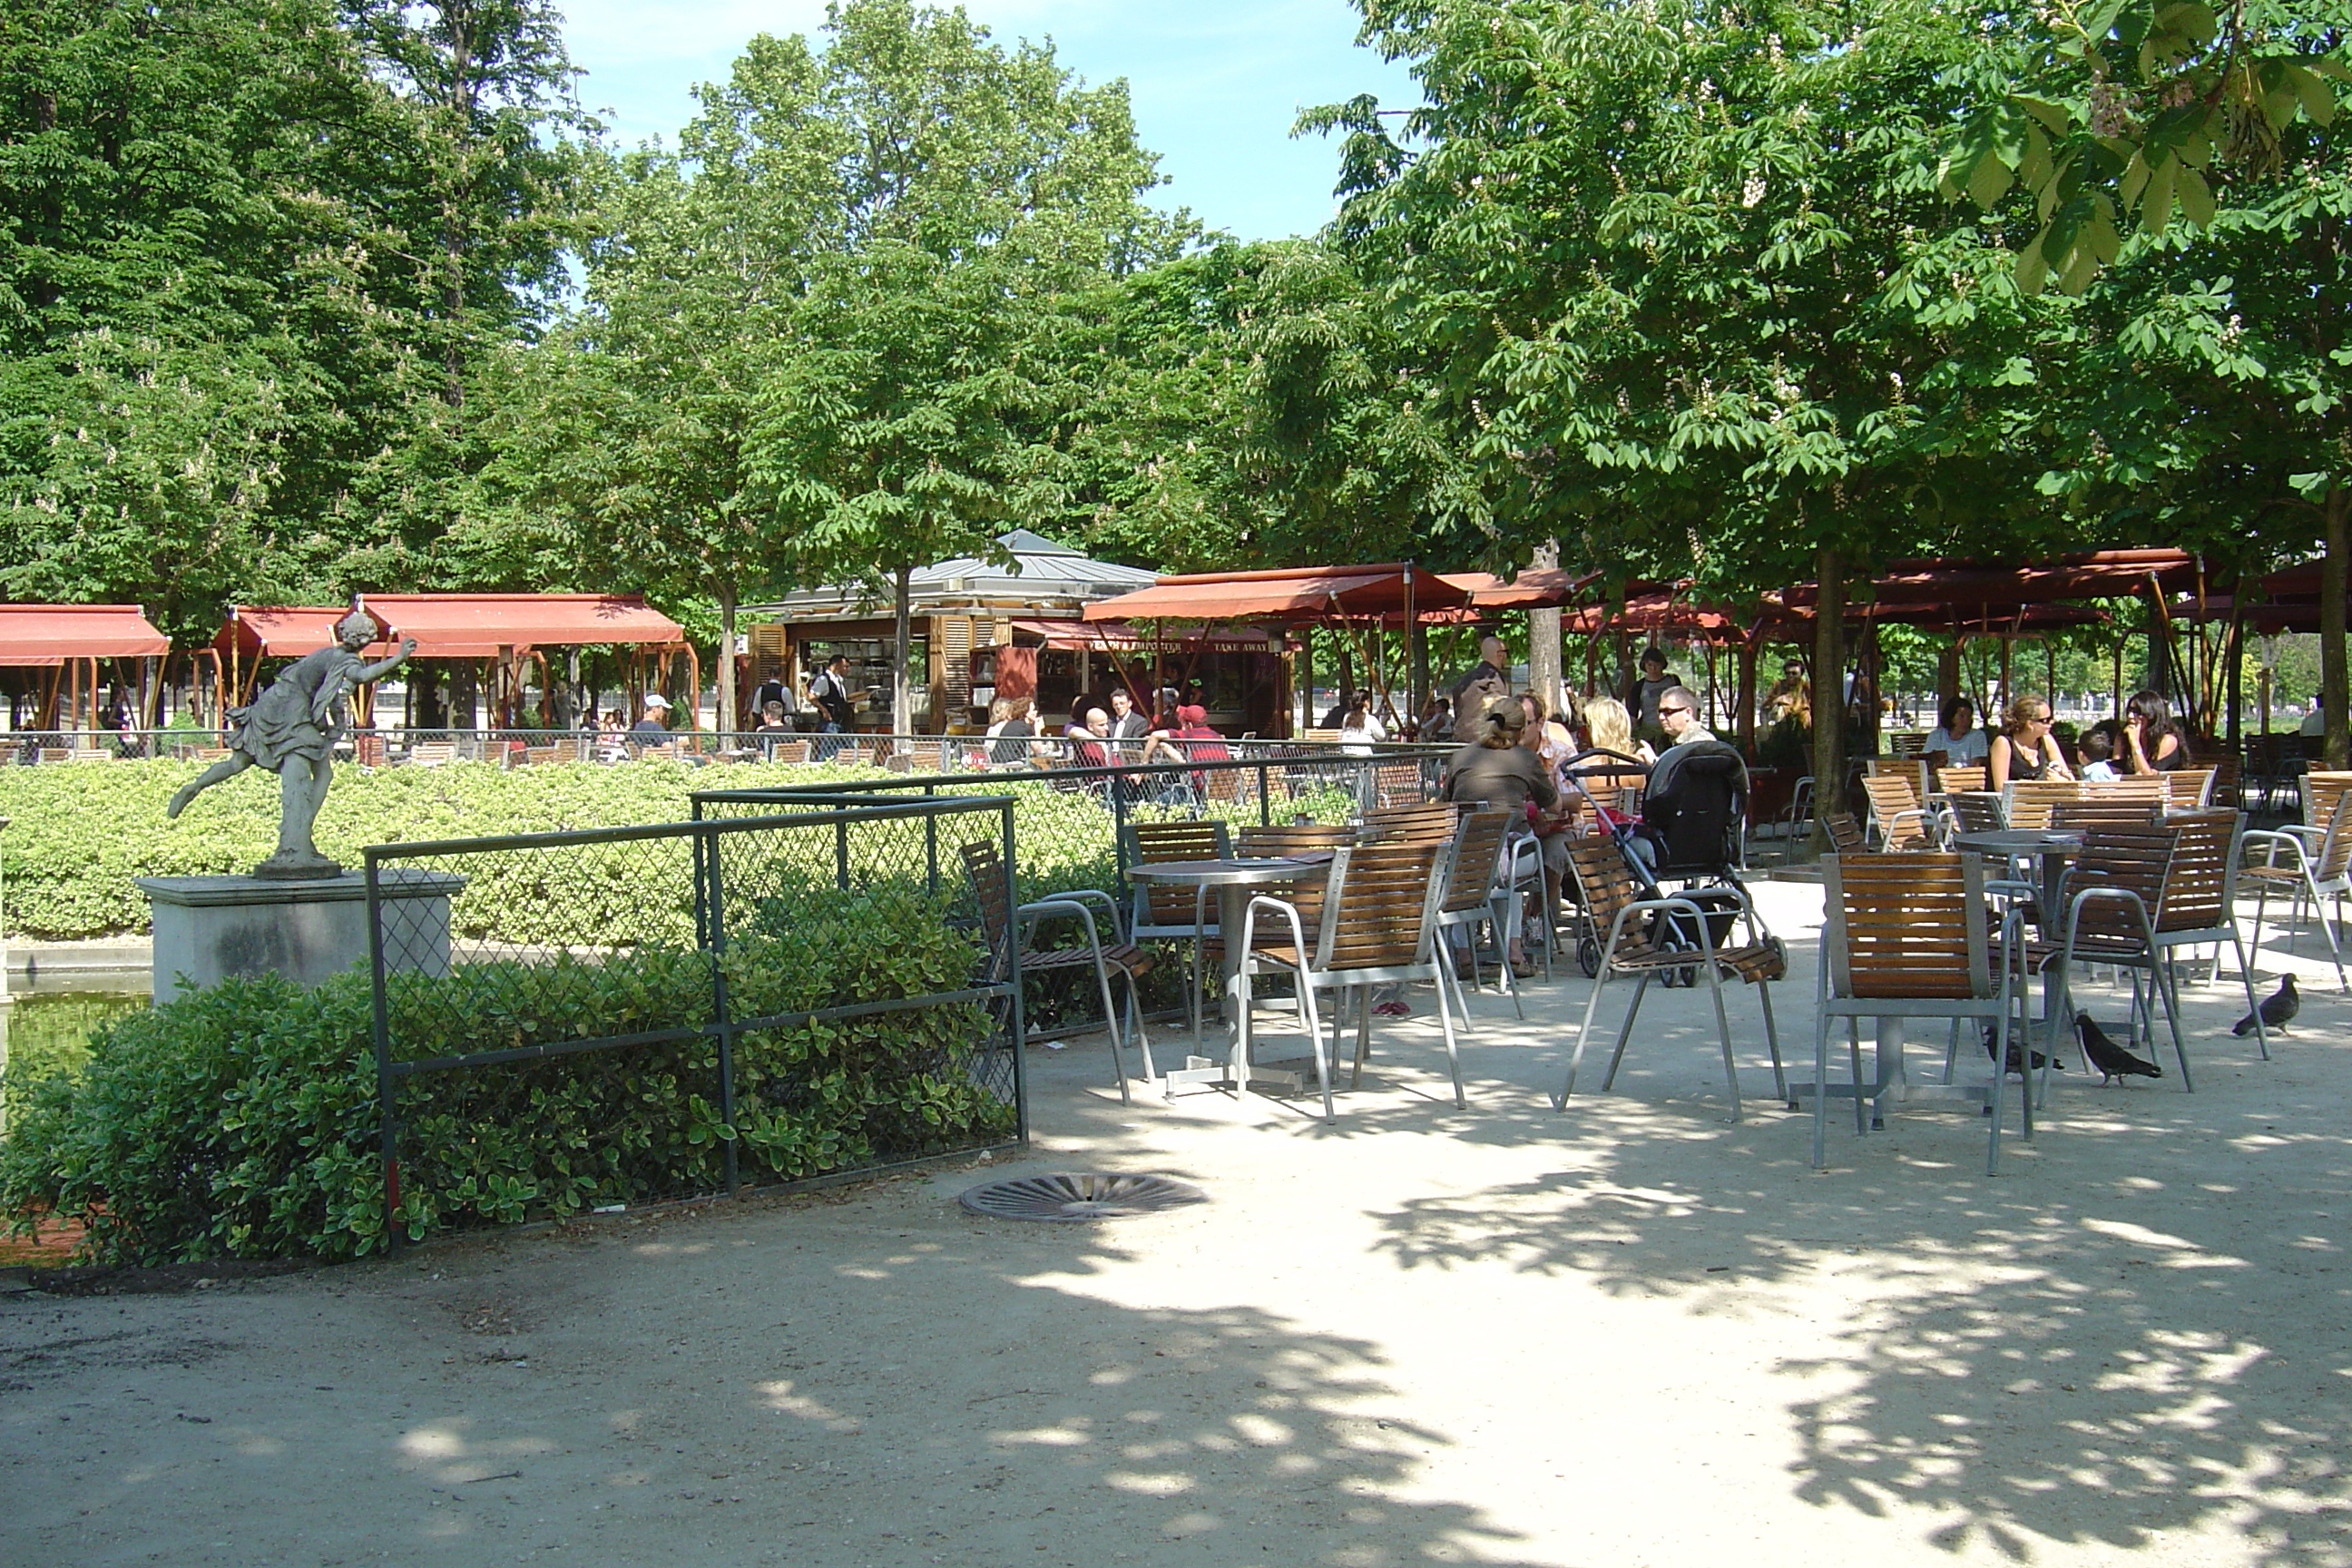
556;0;1420;240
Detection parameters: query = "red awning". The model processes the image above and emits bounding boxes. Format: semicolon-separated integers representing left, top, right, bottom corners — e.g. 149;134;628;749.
0;605;171;666
217;606;389;660
1779;548;2200;611
1005;619;1279;653
1435;568;1593;611
361;594;686;658
1083;564;1472;624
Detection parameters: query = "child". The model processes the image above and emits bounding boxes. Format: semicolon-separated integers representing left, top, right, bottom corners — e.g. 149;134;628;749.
2078;721;2122;781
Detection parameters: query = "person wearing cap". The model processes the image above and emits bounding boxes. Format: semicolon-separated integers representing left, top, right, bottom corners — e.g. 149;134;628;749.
631;694;672;748
1443;696;1560;975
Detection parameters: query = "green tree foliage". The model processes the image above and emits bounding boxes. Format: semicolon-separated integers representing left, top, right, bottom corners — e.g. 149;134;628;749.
1940;0;2347;295
0;0;583;638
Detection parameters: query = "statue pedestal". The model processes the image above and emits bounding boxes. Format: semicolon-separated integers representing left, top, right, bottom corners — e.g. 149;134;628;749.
135;870;467;1004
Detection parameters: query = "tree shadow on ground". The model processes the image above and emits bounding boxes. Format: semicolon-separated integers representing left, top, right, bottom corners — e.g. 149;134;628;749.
1338;1039;2352;1565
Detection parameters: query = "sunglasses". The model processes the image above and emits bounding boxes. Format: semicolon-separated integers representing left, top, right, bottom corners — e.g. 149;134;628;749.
1660;705;1690;718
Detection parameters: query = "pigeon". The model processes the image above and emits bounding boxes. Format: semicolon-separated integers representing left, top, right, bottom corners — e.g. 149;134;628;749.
2234;974;2298;1036
2077;1015;2163;1083
1981;1028;2063;1075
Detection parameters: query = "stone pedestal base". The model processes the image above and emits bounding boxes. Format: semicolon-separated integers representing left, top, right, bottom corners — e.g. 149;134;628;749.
135;869;466;1004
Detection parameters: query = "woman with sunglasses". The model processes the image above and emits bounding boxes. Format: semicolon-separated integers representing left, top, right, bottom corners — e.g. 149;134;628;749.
2121;690;2188;773
1988;692;2073;789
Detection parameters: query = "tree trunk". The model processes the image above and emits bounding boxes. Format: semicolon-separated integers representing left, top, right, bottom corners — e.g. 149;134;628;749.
1810;545;1846;843
716;583;739;738
892;564;914;741
2324;482;2348;769
1528;538;1563;717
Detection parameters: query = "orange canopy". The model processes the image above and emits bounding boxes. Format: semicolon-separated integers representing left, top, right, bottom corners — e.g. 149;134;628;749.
361;594;686;658
1083;565;1472;624
217;606;389;659
0;604;171;666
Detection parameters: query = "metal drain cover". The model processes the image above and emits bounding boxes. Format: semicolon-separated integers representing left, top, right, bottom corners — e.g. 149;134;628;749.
959;1172;1207;1222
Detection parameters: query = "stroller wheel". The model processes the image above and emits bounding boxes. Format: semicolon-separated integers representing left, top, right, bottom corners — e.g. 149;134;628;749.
1577;936;1602;978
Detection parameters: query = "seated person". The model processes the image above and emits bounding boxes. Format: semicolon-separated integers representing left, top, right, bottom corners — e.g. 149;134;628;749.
1444;696;1561;974
2078;721;2122;781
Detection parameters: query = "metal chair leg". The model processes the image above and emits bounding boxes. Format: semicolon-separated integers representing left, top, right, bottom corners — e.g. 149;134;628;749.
1599;974;1654;1092
1557;966;1613;1108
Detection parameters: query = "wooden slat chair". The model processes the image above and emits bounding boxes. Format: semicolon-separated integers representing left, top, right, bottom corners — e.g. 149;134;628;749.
1426;809;1524;1020
1822;811;1870;857
2206;754;2241;808
761;739;809;766
1555;834;1786;1122
2165;766;2218;809
2021;813;2269;1102
1810;854;2027;1175
2291;770;2352;853
2053;796;2162;832
1374;760;1429;808
2003;779;2083;831
1938;764;1991;795
1122;819;1235;1046
67;748;113;761
2240;787;2352;994
407;740;457;767
2082;775;2165;808
959;839;1156;1105
1861;772;1933;851
1236;837;1462;1118
1362;801;1460;844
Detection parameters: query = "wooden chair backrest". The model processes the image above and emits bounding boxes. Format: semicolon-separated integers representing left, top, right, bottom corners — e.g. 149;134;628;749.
2306;770;2352;833
2315;789;2352;884
1823;811;1870;857
766;740;808;766
1565;835;1651;958
2165;766;2217;808
1374;761;1427;807
2053;797;2161;832
67;748;112;761
1302;729;1343;745
1235;823;1357;941
1886;730;1930;758
1316;839;1449;972
1947;792;2005;836
522;745;562;767
1363;801;1460;844
1860;773;1926;849
1127;819;1232;926
2206;755;2240;808
1824;852;1988;1000
2004;779;2083;831
1939;764;1990;794
1440;810;1514;914
2083;774;2164;804
2063;823;2176;946
2154;809;2238;932
958;839;1015;962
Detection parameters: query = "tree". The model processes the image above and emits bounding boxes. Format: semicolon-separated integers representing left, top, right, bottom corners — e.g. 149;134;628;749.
1313;0;2081;811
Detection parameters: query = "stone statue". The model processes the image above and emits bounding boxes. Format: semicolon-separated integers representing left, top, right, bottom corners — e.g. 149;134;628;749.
168;608;417;879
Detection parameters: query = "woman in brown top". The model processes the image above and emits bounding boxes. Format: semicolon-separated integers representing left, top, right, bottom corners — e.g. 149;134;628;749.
1444;697;1560;974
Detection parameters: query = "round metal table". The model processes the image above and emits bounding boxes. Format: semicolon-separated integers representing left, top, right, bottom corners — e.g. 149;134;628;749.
1128;855;1333;1094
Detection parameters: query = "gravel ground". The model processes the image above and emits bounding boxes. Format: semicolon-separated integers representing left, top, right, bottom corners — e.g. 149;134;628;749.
4;880;2347;1568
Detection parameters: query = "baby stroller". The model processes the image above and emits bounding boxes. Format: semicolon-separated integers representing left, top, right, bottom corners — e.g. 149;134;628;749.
1561;742;1782;984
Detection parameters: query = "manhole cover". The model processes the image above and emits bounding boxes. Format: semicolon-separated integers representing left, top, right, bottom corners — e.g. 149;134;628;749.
959;1173;1207;1222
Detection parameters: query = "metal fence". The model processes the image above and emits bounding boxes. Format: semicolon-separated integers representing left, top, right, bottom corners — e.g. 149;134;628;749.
361;793;1023;1248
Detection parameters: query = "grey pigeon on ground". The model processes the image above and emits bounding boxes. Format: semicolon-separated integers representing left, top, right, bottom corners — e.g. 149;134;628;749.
2234;974;2298;1036
2077;1016;2162;1083
1981;1028;2063;1075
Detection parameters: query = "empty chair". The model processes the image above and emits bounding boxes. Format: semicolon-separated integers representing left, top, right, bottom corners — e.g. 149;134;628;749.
1809;853;2027;1174
1123;818;1235;1044
1237;837;1462;1118
961;839;1157;1104
1860;771;1933;851
2053;796;2162;832
2240;788;2352;994
1938;764;1990;795
1555;835;1785;1122
1822;810;1870;858
2164;766;2218;809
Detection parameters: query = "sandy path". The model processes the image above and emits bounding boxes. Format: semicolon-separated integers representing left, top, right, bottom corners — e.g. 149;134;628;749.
5;881;2348;1567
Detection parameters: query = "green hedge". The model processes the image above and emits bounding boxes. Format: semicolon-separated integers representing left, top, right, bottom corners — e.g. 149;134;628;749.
0;760;1356;941
0;885;1010;1262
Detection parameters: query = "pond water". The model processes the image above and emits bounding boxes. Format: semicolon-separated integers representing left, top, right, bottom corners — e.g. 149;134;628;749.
0;990;150;1111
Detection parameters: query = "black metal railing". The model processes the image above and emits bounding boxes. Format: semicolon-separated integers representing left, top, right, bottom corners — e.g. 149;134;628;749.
362;793;1024;1248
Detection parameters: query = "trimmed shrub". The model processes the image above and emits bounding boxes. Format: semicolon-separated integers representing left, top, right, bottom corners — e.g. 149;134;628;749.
0;886;1009;1262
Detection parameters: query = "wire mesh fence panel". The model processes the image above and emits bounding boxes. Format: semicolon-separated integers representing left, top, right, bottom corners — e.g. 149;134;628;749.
364;797;1022;1247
